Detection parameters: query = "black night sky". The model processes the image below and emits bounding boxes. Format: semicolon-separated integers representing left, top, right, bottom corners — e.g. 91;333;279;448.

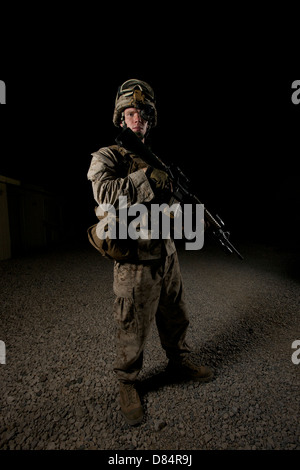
1;35;299;250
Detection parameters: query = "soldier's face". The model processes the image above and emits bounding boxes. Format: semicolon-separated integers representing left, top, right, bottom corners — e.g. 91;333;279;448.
121;107;148;140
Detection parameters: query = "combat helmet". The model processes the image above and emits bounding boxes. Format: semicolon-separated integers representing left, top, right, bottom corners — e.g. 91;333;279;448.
113;79;157;129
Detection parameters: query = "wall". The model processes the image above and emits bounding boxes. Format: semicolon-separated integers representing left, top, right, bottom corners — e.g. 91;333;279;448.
0;175;63;259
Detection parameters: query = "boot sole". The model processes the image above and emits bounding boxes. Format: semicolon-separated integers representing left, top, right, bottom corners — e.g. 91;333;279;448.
188;371;214;382
166;368;214;383
120;408;144;426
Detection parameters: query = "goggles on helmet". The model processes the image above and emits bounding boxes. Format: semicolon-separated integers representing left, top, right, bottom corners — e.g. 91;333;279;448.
117;79;155;103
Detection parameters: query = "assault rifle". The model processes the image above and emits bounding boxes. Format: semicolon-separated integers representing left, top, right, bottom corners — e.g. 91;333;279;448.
116;127;243;260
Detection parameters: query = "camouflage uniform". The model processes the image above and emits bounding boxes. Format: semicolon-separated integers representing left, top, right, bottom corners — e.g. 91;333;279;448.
87;145;191;383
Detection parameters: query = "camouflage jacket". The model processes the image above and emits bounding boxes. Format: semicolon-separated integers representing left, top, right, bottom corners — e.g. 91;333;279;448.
87;144;176;261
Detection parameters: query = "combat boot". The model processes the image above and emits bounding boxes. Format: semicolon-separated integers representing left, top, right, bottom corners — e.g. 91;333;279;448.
166;356;214;382
119;382;144;426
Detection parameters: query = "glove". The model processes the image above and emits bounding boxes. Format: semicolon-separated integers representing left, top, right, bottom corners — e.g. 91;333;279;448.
128;156;147;174
146;167;170;192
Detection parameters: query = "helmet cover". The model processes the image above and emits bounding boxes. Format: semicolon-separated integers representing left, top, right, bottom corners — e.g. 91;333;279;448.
113;79;157;128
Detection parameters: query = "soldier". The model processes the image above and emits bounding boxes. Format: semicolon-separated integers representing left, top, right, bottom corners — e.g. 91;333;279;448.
87;79;213;426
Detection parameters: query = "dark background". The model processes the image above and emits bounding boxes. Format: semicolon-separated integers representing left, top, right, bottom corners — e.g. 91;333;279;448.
0;20;299;251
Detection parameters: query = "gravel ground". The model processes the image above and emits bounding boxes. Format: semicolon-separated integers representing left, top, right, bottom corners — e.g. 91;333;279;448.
0;240;299;451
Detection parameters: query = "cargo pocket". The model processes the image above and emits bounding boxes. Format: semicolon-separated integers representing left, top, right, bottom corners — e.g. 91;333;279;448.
113;296;137;332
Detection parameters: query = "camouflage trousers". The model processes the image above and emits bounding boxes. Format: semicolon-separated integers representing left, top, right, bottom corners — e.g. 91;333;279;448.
112;251;191;383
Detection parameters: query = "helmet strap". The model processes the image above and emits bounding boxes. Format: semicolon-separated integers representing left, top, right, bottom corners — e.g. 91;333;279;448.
120;112;127;129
